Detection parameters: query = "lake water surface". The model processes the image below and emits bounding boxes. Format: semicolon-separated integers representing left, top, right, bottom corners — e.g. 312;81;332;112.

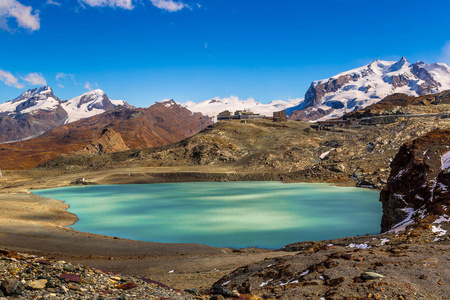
33;182;381;249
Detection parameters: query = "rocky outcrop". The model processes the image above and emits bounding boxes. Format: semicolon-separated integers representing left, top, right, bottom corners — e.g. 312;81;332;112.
288;107;333;121
380;129;450;232
76;128;130;155
302;73;361;110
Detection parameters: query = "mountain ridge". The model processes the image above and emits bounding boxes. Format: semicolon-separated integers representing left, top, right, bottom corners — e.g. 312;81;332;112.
0;86;131;143
288;57;450;121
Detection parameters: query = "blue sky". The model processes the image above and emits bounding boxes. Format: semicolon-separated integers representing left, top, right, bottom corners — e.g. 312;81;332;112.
1;0;450;107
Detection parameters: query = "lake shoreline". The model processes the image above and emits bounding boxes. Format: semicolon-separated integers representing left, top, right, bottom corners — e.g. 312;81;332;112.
0;167;382;289
32;181;381;250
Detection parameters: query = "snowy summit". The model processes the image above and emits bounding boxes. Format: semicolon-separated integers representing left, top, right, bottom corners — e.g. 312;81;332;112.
287;57;450;121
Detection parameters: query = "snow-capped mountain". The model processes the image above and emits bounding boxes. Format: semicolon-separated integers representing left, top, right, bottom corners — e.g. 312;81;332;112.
288;57;450;121
63;89;129;124
180;96;303;120
0;86;131;143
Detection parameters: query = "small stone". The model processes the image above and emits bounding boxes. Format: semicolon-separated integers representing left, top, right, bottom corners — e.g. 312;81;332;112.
117;282;137;290
27;279;48;290
111;276;122;281
419;275;428;280
60;273;80;283
361;272;385;280
68;283;80;291
438;281;444;285
232;289;240;297
355;257;364;262
63;265;76;272
212;284;234;297
340;253;353;260
94;269;104;274
326;277;345;286
1;278;23;296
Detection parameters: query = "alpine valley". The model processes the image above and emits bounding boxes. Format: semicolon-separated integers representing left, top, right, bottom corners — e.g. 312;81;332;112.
1;60;450;299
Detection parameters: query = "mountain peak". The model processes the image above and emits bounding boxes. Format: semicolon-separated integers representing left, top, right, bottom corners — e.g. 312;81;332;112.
289;58;450;121
12;86;54;103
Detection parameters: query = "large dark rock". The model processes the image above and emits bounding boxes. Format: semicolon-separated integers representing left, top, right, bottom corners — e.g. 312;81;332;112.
380;129;450;232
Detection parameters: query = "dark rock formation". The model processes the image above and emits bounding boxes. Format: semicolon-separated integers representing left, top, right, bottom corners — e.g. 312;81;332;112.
380;129;450;232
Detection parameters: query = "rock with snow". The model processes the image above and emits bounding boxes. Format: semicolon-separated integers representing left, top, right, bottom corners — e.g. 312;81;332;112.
380;129;450;233
288;57;450;121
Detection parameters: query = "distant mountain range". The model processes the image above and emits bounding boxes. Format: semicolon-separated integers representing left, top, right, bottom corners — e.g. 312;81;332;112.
180;96;303;120
0;98;211;170
0;86;131;143
287;57;450;121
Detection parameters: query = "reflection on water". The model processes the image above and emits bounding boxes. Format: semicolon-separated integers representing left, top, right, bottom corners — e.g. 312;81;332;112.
33;182;381;249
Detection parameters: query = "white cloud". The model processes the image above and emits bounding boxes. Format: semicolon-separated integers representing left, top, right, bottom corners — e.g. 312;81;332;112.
150;0;188;12
0;69;23;88
0;0;40;31
23;72;47;86
442;41;450;65
46;0;61;6
56;72;79;85
79;0;134;9
84;81;94;91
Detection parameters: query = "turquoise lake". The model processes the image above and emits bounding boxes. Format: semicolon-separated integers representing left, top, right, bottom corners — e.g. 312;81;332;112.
33;182;381;249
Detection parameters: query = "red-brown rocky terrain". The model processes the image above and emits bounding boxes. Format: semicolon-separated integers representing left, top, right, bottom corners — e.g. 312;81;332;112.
0;100;211;170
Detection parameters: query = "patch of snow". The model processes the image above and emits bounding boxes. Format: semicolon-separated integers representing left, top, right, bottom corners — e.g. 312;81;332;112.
393;193;408;205
260;279;273;287
433;215;450;224
348;243;371;249
431;225;447;242
168;270;174;273
319;276;324;280
222;280;231;286
441;151;450;170
327;244;334;247
300;270;309;277
320;150;333;160
389;208;420;233
280;279;298;286
380;238;389;245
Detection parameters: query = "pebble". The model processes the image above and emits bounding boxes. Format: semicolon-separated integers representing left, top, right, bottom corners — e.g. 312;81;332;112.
361;272;385;280
27;279;48;290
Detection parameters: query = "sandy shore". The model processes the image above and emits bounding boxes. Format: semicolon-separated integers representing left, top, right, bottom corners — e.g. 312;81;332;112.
0;168;296;290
